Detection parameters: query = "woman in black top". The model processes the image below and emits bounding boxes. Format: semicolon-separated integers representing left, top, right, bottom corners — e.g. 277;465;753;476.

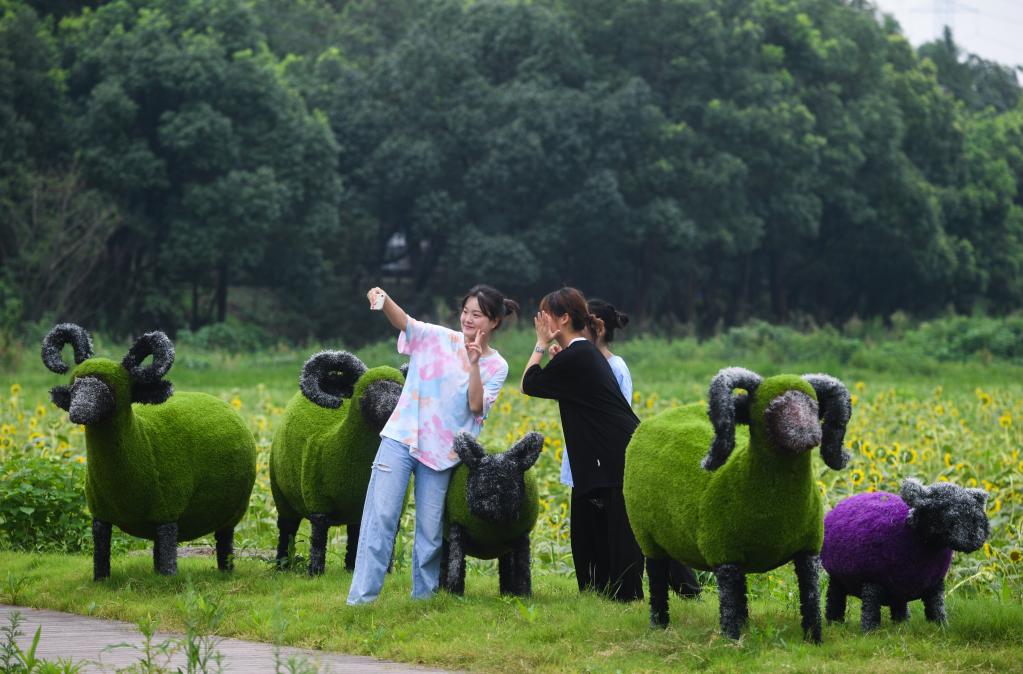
520;287;644;601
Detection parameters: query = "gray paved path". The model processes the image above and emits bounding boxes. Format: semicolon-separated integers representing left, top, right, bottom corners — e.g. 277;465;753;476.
1;604;453;673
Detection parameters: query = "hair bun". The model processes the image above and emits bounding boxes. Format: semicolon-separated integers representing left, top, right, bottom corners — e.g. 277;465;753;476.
616;311;630;329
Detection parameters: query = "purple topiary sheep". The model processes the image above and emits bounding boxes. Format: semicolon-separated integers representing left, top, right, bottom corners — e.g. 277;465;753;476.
821;478;989;632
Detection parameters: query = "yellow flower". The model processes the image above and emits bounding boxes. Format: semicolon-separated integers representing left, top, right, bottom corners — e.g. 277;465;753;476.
989;498;1002;514
983;542;992;558
854;381;865;392
850;394;859;406
75;455;86;464
1010;550;1022;564
944;452;952;468
907;448;918;464
999;412;1012;428
230;396;242;410
632;392;641;403
35;405;47;417
933;404;945;416
9;383;21;396
850;469;864;486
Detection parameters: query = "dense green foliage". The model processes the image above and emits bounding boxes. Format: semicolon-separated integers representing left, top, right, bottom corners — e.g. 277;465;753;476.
0;0;1021;342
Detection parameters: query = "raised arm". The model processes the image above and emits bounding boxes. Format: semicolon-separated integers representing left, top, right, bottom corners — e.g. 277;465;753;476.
367;287;408;332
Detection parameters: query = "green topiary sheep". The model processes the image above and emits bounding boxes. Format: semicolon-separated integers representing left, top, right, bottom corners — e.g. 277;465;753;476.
441;432;542;596
41;323;257;580
270;351;406;575
624;368;851;642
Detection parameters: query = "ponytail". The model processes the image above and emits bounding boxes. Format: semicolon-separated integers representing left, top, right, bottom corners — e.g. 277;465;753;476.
587;299;629;343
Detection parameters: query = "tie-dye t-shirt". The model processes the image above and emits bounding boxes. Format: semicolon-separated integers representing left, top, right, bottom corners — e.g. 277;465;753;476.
380;317;508;471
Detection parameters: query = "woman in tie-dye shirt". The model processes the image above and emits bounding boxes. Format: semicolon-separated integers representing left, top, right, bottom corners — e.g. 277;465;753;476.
347;285;519;605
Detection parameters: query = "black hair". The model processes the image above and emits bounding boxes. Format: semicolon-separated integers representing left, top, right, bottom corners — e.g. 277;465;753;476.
540;287;600;334
587;299;629;343
461;285;520;330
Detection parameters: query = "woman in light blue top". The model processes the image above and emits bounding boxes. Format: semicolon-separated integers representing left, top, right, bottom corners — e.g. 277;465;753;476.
554;299;632;488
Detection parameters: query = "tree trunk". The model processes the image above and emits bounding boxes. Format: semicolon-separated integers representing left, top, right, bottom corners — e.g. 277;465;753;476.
191;282;200;331
216;260;228;323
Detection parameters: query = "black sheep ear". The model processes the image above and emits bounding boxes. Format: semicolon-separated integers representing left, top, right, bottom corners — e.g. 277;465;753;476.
966;488;988;508
50;385;71;411
454;432;485;469
506;432;543;471
132;379;174;405
900;478;926;507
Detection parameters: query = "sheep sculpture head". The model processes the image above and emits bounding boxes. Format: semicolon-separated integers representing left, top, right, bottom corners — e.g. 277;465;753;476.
702;367;851;472
298;350;405;431
454;432;543;524
44;323;175;423
901;478;989;553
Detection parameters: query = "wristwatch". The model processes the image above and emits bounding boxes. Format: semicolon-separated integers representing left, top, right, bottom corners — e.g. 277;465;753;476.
533;345;546;354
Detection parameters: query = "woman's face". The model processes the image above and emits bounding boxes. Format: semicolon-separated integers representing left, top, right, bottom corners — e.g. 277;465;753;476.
461;296;499;339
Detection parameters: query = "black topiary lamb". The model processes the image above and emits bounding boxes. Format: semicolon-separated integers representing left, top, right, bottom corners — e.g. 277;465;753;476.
441;432;543;597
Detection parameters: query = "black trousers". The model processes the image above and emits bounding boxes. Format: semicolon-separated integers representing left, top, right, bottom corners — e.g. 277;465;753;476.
570;486;645;602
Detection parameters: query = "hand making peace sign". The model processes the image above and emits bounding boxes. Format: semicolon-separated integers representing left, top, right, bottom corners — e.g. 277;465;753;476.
465;329;485;365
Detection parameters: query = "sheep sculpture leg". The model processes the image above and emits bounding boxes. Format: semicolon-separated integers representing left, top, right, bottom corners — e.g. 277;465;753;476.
922;581;946;624
344;521;361;571
154;522;178;576
498;533;531;597
274;515;301;569
824;578;846;624
646;557;671;628
443;524;467;595
714;563;747;640
793;551;823;643
860;581;884;632
215;527;234;571
889;601;909;623
92;519;112;581
308;513;329;576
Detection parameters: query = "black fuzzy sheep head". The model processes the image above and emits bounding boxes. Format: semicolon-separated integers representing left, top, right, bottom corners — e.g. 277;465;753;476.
454;431;543;523
901;478;990;552
43;323;175;425
299;350;406;431
703;368;852;471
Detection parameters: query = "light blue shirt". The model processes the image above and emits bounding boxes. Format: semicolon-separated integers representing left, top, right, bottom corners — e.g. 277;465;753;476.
560;354;632;487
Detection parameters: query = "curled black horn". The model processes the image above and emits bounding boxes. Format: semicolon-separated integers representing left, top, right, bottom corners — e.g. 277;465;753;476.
703;367;763;471
299;350;367;409
41;323;94;374
802;373;851;470
122;331;175;383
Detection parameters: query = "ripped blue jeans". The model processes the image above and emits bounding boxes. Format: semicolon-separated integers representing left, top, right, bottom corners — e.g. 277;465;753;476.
346;437;453;604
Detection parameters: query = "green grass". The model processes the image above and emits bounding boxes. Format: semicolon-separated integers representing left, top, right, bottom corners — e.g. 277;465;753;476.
2;552;1022;673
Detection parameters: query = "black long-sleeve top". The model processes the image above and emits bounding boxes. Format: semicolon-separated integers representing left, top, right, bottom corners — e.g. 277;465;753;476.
522;339;640;493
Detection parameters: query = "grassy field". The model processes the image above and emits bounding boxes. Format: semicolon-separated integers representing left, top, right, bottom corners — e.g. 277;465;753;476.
2;326;1022;672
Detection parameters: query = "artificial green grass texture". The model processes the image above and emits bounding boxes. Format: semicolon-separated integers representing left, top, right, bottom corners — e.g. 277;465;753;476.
65;358;256;541
270;365;404;522
3;552;1022;674
624;376;825;572
445;461;539;559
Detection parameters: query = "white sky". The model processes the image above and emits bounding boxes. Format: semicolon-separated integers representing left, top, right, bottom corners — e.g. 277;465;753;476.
872;0;1023;68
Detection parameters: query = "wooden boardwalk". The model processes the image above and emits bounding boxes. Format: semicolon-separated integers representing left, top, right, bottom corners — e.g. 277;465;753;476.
1;604;453;673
